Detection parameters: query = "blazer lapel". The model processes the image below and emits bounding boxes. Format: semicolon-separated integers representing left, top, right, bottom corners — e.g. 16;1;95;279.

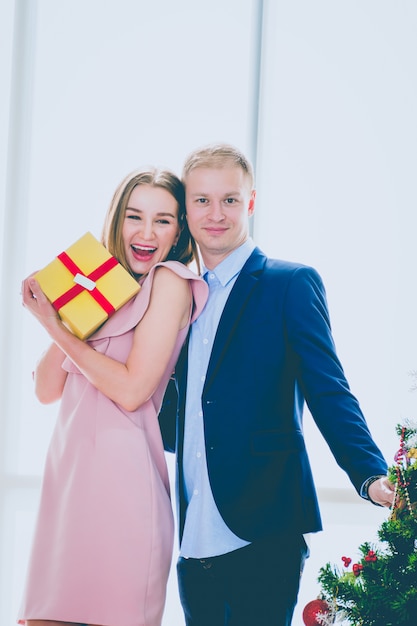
204;247;267;390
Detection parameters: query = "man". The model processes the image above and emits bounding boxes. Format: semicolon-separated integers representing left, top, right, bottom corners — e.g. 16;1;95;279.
159;143;394;625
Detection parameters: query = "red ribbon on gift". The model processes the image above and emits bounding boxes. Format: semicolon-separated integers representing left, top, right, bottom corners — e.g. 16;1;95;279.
52;251;118;315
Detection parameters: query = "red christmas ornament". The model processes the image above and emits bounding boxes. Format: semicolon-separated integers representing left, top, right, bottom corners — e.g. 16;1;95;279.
365;550;377;562
302;598;332;626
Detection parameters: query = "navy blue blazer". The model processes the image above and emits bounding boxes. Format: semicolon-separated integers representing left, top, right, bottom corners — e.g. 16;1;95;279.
159;247;388;542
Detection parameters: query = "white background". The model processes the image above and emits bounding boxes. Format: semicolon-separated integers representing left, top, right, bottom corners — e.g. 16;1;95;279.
1;1;416;624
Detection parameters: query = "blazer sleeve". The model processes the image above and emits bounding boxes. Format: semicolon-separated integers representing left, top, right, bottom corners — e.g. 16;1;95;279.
283;265;388;491
158;375;178;453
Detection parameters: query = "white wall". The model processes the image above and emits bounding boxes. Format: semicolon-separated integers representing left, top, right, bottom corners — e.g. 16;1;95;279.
1;1;416;624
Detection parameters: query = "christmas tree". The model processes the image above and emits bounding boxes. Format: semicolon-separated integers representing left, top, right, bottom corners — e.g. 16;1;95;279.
308;421;417;626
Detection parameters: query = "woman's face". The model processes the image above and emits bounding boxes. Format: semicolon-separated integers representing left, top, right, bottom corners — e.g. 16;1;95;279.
122;184;180;277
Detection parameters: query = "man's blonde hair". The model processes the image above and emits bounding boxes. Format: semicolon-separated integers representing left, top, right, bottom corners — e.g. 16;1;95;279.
182;143;254;190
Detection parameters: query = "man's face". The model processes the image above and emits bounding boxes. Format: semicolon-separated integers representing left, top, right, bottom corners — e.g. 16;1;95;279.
185;166;255;269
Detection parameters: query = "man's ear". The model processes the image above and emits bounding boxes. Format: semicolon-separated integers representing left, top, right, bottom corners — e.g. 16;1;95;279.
248;189;256;216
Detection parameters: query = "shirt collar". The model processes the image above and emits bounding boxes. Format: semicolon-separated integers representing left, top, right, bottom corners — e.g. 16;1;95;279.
202;238;256;287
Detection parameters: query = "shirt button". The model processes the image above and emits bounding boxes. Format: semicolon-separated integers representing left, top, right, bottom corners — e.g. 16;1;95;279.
203;338;208;344
198;411;203;417
200;375;205;382
196;452;201;458
209;273;215;279
193;489;199;496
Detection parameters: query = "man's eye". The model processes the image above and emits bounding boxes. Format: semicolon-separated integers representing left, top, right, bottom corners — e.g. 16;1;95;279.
197;198;208;204
225;198;236;204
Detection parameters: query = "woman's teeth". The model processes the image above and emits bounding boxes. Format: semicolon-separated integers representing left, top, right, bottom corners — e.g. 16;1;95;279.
132;244;156;256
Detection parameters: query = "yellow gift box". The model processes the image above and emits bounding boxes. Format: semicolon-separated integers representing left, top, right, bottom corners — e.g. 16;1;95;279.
35;232;140;340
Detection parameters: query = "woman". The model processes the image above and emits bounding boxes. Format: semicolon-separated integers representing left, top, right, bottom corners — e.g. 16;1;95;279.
17;168;208;626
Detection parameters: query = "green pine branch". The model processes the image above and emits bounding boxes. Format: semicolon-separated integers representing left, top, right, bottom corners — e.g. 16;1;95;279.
317;422;417;626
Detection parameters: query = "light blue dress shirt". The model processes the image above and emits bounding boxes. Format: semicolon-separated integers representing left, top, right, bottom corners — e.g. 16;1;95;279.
180;238;256;559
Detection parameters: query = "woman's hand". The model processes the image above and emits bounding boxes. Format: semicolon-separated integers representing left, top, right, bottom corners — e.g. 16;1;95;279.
21;275;60;331
21;274;69;402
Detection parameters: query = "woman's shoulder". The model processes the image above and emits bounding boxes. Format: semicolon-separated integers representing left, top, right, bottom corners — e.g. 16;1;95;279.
89;262;207;341
147;261;208;323
147;260;202;283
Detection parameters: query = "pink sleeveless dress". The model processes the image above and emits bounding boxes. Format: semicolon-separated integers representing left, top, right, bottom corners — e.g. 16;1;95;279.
18;261;207;626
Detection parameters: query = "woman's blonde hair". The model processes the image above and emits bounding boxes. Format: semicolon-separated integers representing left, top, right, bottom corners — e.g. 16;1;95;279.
101;167;197;276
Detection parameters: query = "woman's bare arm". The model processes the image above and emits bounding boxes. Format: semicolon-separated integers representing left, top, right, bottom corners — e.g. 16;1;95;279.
22;267;190;411
34;342;68;404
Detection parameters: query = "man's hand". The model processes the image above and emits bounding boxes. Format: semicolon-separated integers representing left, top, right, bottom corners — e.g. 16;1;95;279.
368;476;395;507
